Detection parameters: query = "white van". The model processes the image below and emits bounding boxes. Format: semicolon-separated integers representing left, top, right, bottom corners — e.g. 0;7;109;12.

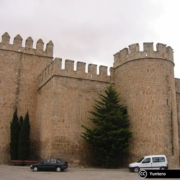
129;155;168;172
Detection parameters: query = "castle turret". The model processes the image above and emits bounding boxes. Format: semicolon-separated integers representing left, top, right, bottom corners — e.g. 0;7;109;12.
114;43;179;168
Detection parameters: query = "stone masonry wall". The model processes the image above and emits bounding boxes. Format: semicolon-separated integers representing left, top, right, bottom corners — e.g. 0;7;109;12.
0;31;179;168
175;78;180;157
16;53;53;159
36;78;54;159
0;33;53;163
114;43;179;168
0;50;20;163
36;58;113;166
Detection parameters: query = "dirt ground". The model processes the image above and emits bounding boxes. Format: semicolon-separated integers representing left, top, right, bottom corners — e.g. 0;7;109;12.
0;165;176;180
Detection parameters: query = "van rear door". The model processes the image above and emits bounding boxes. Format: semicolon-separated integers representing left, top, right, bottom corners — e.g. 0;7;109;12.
151;156;167;169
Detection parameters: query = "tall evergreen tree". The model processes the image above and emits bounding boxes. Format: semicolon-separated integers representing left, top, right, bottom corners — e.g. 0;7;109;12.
81;85;132;168
18;111;30;160
10;109;20;160
19;116;23;128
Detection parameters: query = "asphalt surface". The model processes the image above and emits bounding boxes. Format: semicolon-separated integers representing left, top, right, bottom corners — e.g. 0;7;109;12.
0;165;177;180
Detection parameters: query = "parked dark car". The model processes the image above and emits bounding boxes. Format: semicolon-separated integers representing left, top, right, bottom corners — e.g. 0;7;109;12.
30;158;68;172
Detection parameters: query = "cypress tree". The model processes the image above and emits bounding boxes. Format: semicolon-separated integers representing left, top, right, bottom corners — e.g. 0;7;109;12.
18;111;30;160
10;109;20;160
19;116;23;128
81;85;132;168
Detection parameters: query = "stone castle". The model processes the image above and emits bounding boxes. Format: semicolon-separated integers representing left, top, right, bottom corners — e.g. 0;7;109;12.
0;32;180;168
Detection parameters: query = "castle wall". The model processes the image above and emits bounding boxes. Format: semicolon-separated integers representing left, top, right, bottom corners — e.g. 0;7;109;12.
0;50;21;163
114;43;179;168
175;78;180;156
36;58;113;166
36;78;54;159
0;33;53;163
0;31;179;168
16;54;53;158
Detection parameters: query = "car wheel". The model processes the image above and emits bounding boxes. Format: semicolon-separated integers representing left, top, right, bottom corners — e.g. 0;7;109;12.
134;167;140;173
33;167;38;172
56;167;61;172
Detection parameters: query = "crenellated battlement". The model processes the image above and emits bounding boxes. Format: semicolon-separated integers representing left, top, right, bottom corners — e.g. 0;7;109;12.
114;42;174;68
38;58;114;88
0;32;53;57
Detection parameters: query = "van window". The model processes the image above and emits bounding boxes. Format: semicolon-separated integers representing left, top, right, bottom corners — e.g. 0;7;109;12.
159;157;165;162
152;157;159;162
152;157;165;163
142;158;150;163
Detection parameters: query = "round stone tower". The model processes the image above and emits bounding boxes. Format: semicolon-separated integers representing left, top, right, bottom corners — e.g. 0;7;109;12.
114;43;179;168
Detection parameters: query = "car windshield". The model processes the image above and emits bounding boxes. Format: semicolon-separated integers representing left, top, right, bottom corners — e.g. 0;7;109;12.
137;157;144;163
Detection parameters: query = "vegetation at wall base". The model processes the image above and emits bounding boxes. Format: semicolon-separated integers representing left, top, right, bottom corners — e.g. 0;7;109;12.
19;116;23;128
10;110;30;160
18;112;30;160
81;85;132;168
10;109;20;160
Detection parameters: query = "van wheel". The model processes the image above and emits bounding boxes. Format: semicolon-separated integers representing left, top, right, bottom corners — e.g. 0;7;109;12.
160;167;166;170
134;167;140;173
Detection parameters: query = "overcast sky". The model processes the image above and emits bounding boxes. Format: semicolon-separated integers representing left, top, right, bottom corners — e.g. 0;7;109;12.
0;0;180;78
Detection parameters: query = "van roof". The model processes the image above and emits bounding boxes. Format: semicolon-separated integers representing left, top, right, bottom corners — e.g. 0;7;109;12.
144;155;166;158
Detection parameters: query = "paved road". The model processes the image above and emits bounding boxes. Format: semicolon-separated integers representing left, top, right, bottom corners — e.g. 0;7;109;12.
0;165;176;180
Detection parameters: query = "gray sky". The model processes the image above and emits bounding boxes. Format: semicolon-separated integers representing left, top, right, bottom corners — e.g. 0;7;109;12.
0;0;180;78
